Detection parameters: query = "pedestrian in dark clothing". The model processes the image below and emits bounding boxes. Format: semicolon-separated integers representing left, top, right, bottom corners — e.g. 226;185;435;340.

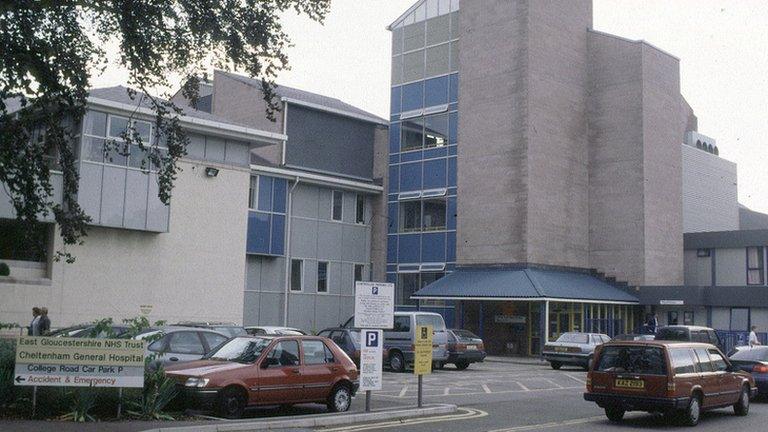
647;314;658;334
29;307;41;336
39;307;51;336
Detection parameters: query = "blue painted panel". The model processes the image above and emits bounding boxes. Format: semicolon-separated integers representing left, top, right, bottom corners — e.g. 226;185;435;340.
391;86;402;115
388;202;398;234
387;264;398;273
402;81;424;112
449;73;459;103
447;157;457;187
449;111;458;144
272;178;287;213
447;187;457;196
270;214;285;255
246;211;271;254
423;158;447;190
446;231;456;262
257;176;273;212
398;234;421;263
400;150;423;163
399;162;422;192
447;196;457;230
388;193;398;202
448;145;457;156
389;122;401;154
424;75;449;108
386;273;397;284
387;234;398;263
421;232;446;263
389;154;400;165
449;102;458;112
423;146;447;159
388;165;400;194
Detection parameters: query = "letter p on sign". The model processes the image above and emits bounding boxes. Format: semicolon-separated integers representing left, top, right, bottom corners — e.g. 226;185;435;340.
365;331;379;347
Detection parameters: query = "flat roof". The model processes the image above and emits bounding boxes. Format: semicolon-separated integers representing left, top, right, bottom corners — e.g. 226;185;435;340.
684;229;768;249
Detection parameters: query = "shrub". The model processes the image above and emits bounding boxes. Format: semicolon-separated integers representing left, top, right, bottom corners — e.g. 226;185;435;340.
58;389;97;422
0;262;9;276
126;365;178;420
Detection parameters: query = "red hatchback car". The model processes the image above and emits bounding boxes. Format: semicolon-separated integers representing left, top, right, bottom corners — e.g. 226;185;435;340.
165;335;359;418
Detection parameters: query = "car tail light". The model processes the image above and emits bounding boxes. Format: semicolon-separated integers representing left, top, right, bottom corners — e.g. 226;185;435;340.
455;343;467;351
478;343;485;351
754;364;768;374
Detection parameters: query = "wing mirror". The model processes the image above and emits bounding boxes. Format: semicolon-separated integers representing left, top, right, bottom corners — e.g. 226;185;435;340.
260;357;279;369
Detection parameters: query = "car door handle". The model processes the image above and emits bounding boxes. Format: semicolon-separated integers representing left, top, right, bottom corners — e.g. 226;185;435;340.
169;357;179;362
290;369;300;374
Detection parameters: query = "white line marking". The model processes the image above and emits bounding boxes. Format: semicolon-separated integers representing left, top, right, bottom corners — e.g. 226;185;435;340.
544;378;564;388
482;384;492;393
372;385;582;399
486;415;605;432
319;407;488;432
443;387;450;395
564;373;586;384
398;385;408;397
516;381;530;391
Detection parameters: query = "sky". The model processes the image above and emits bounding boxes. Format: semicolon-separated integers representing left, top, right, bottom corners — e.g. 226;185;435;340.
91;0;768;213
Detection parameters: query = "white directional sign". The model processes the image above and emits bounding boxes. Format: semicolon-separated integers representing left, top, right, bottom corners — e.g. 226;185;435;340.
359;329;383;391
354;281;395;329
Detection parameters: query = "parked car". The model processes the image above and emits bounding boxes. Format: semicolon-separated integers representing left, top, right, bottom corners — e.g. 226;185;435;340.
165;335;359;418
655;325;725;352
171;321;247;338
245;326;307;336
442;329;486;370
317;327;390;366
584;340;756;426
50;324;130;338
729;346;768;396
132;327;230;369
613;333;655;342
344;312;449;373
542;332;609;370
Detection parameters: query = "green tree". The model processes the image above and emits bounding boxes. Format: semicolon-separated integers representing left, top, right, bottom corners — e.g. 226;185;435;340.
0;0;330;262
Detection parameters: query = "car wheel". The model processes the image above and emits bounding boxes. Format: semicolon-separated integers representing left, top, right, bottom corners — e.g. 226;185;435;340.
550;361;562;370
605;406;625;422
455;361;469;371
734;385;750;416
682;395;701;426
390;351;405;373
327;384;352;412
218;387;246;419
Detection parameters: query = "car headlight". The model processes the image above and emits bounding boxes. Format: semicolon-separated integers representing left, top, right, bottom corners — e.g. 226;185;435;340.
184;377;210;387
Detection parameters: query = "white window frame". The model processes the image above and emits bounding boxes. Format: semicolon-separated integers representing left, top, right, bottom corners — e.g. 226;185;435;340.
290;259;304;292
317;261;329;294
248;176;259;210
355;194;365;224
331;190;343;221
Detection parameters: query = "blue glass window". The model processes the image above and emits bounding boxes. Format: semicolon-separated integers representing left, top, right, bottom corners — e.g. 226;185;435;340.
388;202;398;234
447;157;457;187
272;178;287;213
246;212;271;254
391;86;402;115
449;111;458;144
399;162;422;192
389;122;401;154
449;73;459;103
388;165;399;194
387;235;398;263
270;214;285;255
446;232;456;262
257;176;273;212
424;75;449;108
447;196;457;230
402;81;424;112
398;234;421;263
423;158;447;189
421;232;446;263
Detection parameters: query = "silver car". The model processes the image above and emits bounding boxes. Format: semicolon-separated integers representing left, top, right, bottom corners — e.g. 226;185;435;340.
542;332;610;370
244;325;307;336
134;327;229;369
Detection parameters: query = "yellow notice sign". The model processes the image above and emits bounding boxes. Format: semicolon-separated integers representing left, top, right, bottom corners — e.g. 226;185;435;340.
413;325;433;375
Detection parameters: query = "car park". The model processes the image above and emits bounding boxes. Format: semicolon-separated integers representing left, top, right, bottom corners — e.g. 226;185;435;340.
584;340;756;426
729;346;768;396
245;326;307;336
132;327;230;369
172;321;247;338
542;332;609;370
442;329;486;370
655;325;725;352
165;335;359;418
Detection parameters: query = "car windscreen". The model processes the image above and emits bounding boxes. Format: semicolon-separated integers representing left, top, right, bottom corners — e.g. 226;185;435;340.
415;314;446;331
274;329;304;335
730;347;768;362
215;326;247;337
656;328;688;341
452;330;480;340
205;337;271;363
596;345;667;375
556;333;588;344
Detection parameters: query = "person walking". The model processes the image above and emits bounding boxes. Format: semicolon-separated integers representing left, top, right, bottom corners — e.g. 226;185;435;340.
646;313;658;334
39;307;51;336
749;325;761;348
29;307;41;336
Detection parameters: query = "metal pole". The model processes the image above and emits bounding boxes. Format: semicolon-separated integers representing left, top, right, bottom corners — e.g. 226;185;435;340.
117;388;123;418
32;386;37;417
365;390;371;412
417;374;423;408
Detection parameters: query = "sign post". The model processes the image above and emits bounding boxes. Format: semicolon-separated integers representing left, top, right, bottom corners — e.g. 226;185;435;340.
354;281;395;412
414;325;433;408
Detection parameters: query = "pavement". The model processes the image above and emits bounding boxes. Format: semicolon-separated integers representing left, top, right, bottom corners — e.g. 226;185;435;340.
4;360;768;432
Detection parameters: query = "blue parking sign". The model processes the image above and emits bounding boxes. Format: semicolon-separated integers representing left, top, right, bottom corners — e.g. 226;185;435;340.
365;331;379;347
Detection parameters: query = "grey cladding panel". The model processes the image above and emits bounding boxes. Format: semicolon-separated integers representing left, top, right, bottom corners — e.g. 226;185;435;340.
290;218;319;258
100;166;126;226
186;134;206;159
259;292;284;325
285;105;376;180
342;224;369;262
292;184;319;219
317;221;343;261
225;140;250;167
146;173;170;232
78;163;103;223
205;137;226;163
124;170;149;230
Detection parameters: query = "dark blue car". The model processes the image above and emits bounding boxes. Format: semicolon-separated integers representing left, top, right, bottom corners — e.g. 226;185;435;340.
730;346;768;395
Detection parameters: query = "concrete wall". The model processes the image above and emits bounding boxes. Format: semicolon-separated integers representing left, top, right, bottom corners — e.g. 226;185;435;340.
371;126;389;282
683;249;712;286
682;145;739;233
0;158;250;327
715;247;747;286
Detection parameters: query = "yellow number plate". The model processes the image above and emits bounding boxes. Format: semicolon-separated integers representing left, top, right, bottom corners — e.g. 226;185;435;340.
614;379;645;389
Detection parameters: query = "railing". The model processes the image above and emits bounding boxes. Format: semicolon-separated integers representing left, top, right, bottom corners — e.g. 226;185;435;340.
716;330;768;354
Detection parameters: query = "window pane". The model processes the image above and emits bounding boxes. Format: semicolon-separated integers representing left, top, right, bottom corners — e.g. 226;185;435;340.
596;346;666;375
291;259;303;291
397;273;419;305
748;270;763;285
424;113;448;148
392;27;403;55
401;118;424;151
202;333;228;351
82;137;105;163
128;144;148;169
356;194;365;224
748;247;760;266
424;75;449;108
134;121;152;142
420;272;443;288
402;81;424;112
400;201;422;232
168;332;204;355
391;55;403;86
403;22;425;52
393;315;411;331
302;340;332;365
0;219;48;262
248;177;257;209
332;191;343;221
267;340;300;367
423;199;446;230
426;14;451;46
683;311;694;326
449;41;459;72
108;116;129;138
258;176;273;212
425;43;450;78
83;111;107;136
708;349;727;371
403;50;425;83
317;261;328;293
670;348;695;374
693;348;713;372
354;264;364;282
104;140;128;166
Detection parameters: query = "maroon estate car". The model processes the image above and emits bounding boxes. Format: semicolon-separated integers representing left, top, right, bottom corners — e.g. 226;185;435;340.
165;335;359;418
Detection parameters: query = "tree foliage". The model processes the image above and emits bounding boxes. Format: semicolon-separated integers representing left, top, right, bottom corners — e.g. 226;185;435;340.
0;0;330;261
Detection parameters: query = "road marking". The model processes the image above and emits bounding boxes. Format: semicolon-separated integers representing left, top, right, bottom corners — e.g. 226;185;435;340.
318;407;488;432
486;415;605;432
544;378;563;388
373;385;582;399
443;387;450;395
516;381;529;391
564;373;586;384
482;384;492;393
398;385;408;397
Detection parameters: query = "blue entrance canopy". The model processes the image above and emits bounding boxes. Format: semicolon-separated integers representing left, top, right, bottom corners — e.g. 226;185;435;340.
412;267;638;304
